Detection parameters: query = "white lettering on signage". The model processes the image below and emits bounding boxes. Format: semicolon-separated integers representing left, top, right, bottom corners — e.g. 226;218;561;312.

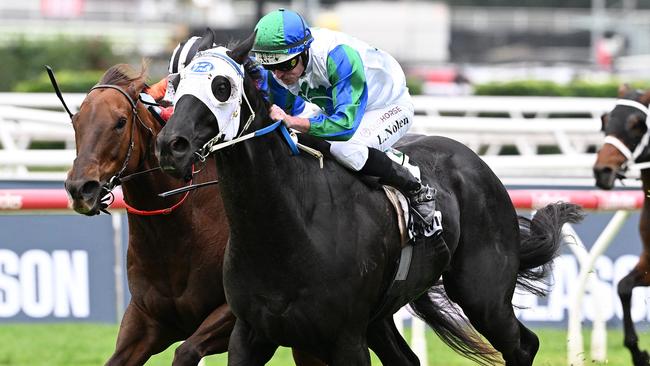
0;194;22;210
0;249;89;318
514;254;650;323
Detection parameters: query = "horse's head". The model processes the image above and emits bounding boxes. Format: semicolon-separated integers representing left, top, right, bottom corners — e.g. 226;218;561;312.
593;85;650;190
65;64;154;215
156;31;258;180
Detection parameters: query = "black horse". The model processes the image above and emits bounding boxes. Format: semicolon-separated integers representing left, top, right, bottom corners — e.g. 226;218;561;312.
593;85;650;366
156;33;584;366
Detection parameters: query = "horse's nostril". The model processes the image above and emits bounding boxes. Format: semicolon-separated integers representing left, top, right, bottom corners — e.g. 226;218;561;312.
170;137;189;153
65;179;101;201
81;181;100;198
593;165;618;190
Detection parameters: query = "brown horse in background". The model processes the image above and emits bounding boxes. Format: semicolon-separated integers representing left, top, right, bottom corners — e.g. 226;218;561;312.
63;63;323;366
593;85;650;366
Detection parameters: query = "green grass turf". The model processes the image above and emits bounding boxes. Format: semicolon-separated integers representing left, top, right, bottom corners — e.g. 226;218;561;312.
0;323;638;365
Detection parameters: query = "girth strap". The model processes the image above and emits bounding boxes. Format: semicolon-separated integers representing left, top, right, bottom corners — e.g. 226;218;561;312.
369;235;450;322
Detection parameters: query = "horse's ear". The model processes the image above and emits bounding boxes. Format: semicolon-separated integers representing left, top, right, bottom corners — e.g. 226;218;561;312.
618;83;631;97
129;78;146;96
600;112;609;132
228;32;256;65
127;61;148;101
197;28;216;52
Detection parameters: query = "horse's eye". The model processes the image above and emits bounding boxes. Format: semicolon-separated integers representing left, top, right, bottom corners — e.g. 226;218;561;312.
116;117;127;130
212;76;232;102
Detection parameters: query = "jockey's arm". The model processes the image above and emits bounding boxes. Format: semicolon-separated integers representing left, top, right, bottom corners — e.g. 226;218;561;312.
146;77;168;102
305;44;368;141
269;104;310;133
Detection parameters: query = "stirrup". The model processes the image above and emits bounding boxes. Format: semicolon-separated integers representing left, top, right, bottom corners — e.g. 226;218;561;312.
410;206;442;239
411;184;435;204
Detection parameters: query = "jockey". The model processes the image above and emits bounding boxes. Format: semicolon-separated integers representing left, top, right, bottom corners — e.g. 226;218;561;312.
252;8;436;230
145;35;312;121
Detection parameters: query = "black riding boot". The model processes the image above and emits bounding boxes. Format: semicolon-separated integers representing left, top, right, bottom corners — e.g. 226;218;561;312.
360;148;436;227
383;161;437;227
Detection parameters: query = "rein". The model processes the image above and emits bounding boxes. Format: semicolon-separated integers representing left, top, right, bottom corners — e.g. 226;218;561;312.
47;66;194;216
196;120;299;160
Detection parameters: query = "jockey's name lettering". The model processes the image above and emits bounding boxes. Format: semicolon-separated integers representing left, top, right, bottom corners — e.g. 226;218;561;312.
379;106;402;123
377;117;409;145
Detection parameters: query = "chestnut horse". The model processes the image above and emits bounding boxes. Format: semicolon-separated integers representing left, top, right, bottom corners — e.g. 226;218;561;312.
593;85;650;366
63;64;323;366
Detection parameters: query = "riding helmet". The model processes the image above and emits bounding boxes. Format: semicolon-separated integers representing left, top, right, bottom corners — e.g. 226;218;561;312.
252;8;313;65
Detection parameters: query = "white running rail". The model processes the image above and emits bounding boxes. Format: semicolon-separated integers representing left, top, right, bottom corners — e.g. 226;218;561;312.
0;94;616;179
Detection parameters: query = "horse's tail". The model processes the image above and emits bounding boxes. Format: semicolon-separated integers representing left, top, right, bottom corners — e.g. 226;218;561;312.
409;283;501;366
516;202;585;296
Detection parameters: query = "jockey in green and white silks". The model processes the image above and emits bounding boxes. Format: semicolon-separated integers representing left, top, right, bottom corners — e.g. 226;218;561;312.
276;28;412;145
253;8;437;233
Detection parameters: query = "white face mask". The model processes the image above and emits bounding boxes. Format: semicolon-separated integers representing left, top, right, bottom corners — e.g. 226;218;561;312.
174;47;245;141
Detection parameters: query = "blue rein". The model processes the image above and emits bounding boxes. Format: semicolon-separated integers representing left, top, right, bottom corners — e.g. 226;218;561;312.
200;119;300;160
255;120;300;155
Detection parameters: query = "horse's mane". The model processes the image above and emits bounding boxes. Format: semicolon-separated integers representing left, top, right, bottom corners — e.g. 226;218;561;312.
99;62;148;88
220;38;270;104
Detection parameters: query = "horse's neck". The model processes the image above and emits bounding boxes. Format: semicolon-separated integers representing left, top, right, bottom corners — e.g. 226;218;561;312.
217;125;364;255
218;130;315;238
642;170;650;201
121;111;188;216
640;171;650;244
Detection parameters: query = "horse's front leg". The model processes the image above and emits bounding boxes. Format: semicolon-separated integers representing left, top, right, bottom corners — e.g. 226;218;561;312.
619;267;650;366
105;302;176;366
172;303;235;365
227;319;278;366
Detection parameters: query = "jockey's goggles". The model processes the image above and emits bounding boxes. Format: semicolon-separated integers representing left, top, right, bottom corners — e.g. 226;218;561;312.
264;55;300;72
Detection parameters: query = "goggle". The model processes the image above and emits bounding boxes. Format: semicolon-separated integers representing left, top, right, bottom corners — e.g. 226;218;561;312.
265;55;300;72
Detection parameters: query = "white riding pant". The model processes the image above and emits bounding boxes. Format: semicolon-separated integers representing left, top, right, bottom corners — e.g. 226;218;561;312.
329;102;414;171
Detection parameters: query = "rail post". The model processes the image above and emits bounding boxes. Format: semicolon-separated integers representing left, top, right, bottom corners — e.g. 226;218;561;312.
566;210;631;366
